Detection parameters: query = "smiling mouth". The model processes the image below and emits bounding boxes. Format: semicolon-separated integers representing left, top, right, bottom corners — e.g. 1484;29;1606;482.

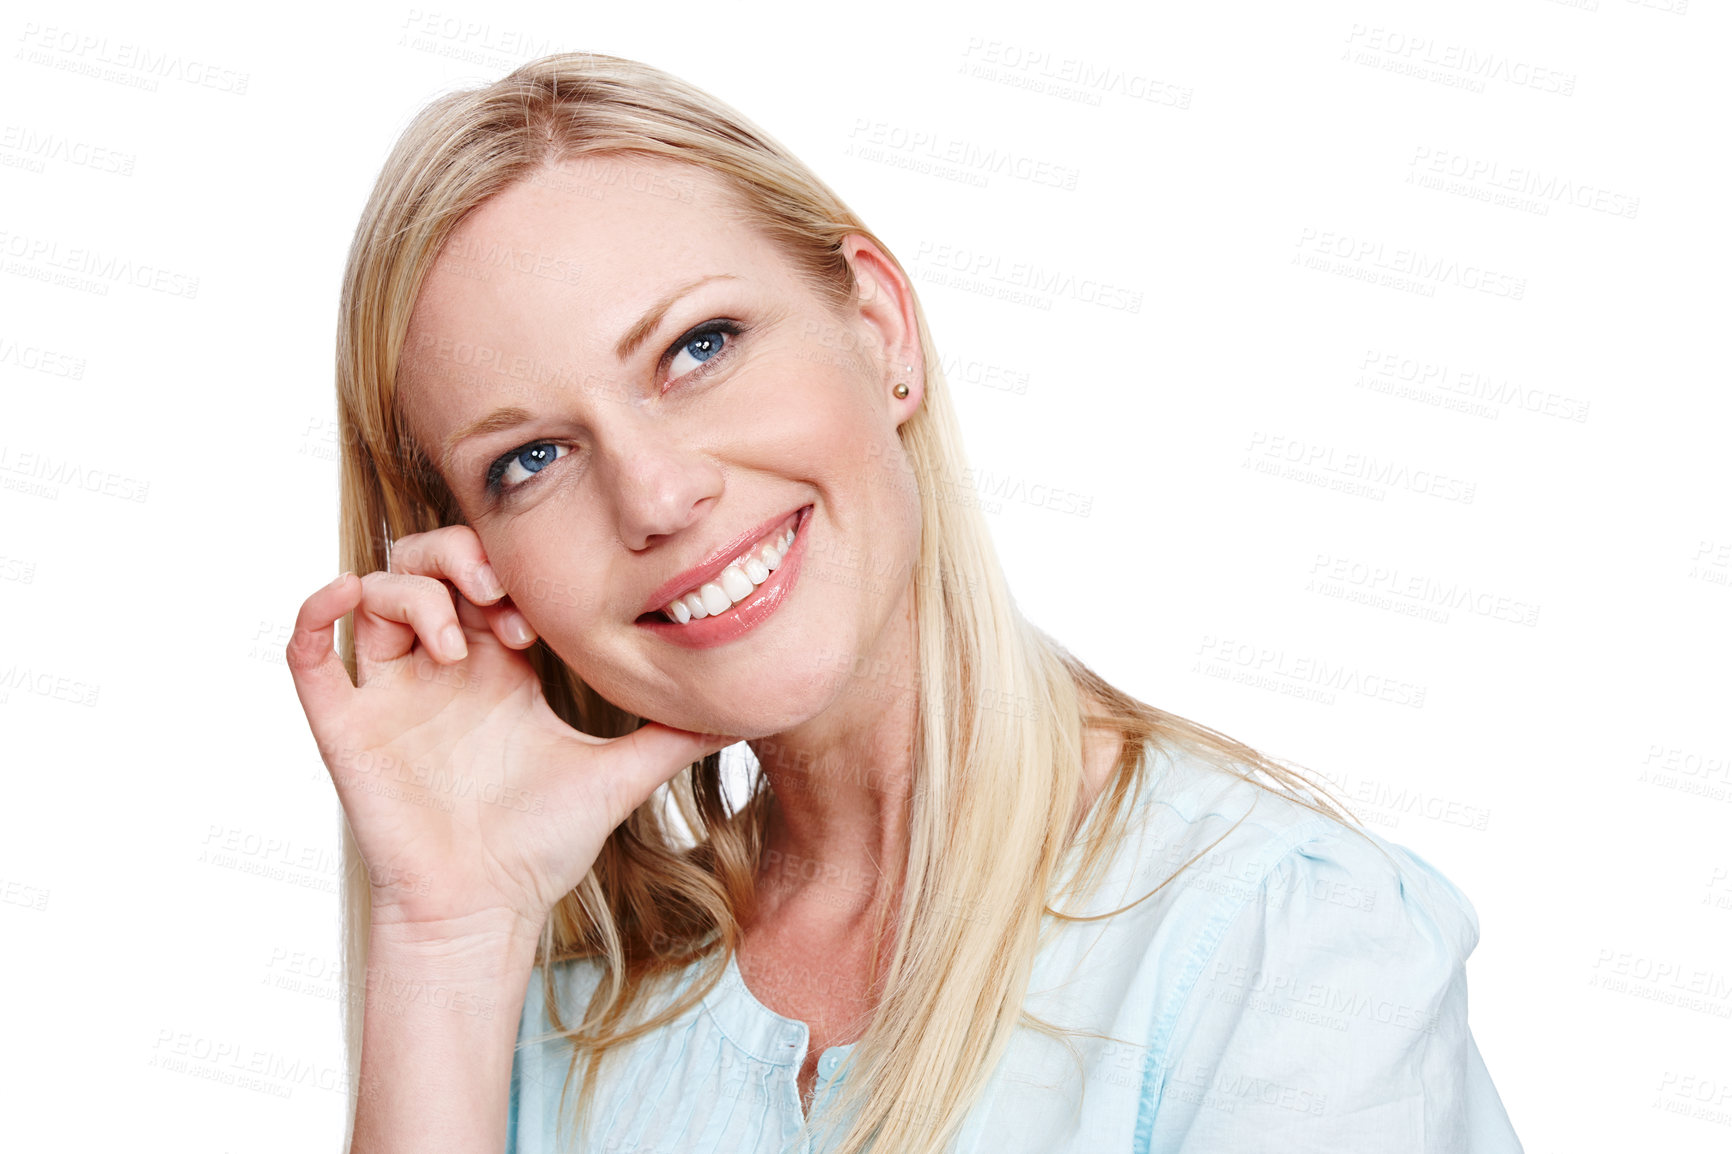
634;506;809;625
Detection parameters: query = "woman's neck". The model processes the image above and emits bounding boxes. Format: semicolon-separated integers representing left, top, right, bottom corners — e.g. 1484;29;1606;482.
747;685;917;925
741;594;1123;928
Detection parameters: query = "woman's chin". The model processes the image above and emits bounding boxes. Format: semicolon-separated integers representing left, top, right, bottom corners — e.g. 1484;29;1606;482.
642;668;867;744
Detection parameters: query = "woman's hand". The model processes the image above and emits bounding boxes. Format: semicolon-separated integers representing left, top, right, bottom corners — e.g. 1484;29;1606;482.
285;525;734;944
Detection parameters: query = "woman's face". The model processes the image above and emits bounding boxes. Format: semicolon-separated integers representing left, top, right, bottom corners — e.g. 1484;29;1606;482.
398;154;924;738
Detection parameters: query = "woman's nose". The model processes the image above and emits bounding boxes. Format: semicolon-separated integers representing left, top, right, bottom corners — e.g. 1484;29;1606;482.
600;423;724;551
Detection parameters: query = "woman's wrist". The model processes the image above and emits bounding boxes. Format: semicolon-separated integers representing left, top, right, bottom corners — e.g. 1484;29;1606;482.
366;907;545;983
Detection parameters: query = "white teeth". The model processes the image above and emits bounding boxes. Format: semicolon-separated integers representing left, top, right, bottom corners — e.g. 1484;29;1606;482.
719;564;754;602
699;582;733;615
660;516;801;624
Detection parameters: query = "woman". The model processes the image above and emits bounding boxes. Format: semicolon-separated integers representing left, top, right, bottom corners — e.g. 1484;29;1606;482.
287;52;1523;1154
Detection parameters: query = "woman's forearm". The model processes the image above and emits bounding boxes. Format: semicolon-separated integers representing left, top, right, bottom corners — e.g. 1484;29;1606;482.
349;922;540;1154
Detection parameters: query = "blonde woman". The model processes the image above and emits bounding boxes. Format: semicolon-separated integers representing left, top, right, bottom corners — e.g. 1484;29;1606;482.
286;52;1523;1154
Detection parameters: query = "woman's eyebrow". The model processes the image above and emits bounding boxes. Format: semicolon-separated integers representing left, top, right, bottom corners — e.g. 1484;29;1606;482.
440;405;537;468
613;273;742;362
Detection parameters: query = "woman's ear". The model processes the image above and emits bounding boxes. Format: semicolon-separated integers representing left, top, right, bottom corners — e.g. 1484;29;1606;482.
839;234;924;423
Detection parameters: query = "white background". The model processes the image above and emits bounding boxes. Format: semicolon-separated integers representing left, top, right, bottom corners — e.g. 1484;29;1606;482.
3;0;1728;1150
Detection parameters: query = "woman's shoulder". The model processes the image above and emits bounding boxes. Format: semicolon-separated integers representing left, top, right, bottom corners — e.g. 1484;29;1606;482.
1107;741;1521;1150
1121;737;1478;934
1068;736;1484;1001
983;740;1515;1152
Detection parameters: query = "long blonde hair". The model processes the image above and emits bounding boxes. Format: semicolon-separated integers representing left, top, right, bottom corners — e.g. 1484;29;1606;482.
330;51;1366;1154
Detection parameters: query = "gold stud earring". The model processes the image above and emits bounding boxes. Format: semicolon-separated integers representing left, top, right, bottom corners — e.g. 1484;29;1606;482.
893;382;910;399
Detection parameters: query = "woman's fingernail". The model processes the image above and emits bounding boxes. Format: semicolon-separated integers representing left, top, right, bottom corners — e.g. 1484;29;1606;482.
504;612;535;646
328;571;353;589
477;563;506;600
440;624;468;660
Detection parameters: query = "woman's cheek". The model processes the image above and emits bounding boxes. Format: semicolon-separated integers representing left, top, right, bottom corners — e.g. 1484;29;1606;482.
485;545;599;638
497;559;559;625
474;531;544;620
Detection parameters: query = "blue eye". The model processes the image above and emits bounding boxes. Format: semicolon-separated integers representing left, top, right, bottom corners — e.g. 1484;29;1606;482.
487;441;568;494
662;319;744;386
668;327;730;379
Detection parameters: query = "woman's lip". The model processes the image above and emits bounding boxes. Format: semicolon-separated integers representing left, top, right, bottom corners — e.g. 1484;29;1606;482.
636;505;810;648
639;504;811;617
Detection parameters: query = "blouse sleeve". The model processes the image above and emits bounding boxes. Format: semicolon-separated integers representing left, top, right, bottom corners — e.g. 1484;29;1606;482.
1142;824;1524;1153
505;963;552;1154
504;968;536;1154
505;1045;520;1154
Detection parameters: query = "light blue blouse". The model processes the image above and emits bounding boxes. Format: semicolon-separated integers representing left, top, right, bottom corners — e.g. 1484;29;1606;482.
507;741;1524;1152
